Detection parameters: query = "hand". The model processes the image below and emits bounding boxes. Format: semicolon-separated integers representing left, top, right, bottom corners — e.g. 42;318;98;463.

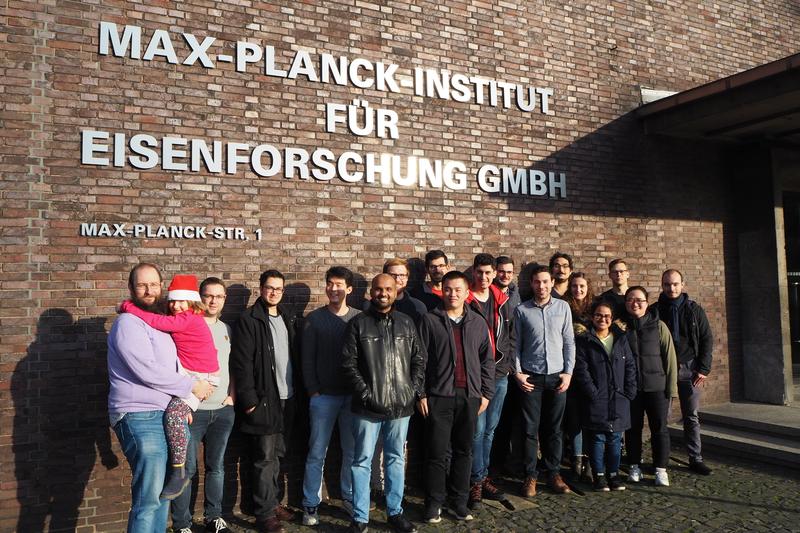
515;372;534;392
222;395;234;406
417;398;429;417
310;392;321;398
245;405;256;414
478;396;490;415
556;373;572;393
191;379;213;401
187;412;193;425
692;372;707;387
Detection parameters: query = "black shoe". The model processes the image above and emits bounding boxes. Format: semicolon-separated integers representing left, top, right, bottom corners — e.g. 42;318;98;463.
160;465;190;500
607;474;626;491
445;504;473;521
593;474;610;492
689;461;712;475
348;521;369;533
423;504;441;524
204;517;233;532
388;513;417;533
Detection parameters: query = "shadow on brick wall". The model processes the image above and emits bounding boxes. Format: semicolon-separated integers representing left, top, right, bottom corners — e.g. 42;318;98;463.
12;309;119;532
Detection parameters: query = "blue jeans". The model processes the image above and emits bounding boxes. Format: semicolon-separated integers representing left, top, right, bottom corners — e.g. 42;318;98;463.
170;405;235;529
351;415;410;523
302;394;355;508
471;375;508;483
113;411;169;533
587;431;622;475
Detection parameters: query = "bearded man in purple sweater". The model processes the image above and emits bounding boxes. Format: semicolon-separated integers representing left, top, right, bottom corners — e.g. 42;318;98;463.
107;263;213;533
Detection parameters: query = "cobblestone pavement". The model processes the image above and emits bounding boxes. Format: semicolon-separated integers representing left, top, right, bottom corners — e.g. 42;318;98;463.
193;451;800;533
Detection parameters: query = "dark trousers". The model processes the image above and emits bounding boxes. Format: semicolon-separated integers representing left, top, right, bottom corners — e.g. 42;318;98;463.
425;389;479;508
677;363;703;462
251;432;282;521
519;372;567;478
626;390;671;468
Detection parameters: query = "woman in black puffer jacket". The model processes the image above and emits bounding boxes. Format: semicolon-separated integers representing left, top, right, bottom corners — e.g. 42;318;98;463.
574;301;638;491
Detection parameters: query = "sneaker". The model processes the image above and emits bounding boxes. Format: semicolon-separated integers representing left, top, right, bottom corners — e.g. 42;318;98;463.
348;521;368;533
387;513;417;533
177;528;193;533
204;517;232;532
521;476;537;498
160;465;191;500
275;505;294;521
689;460;712;475
548;473;570;494
257;516;285;533
302;506;319;526
341;499;354;518
627;464;642;483
607;474;626;491
593;474;610;492
655;469;670;487
445;504;473;521
423;505;441;524
468;482;482;509
481;476;505;500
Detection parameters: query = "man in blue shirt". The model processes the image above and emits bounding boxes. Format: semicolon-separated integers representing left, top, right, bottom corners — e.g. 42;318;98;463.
513;266;575;498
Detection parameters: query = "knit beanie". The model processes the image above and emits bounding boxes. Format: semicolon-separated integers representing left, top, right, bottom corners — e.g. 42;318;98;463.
167;274;201;302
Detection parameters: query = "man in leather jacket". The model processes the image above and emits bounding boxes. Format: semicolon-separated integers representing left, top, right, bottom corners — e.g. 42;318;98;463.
342;274;425;533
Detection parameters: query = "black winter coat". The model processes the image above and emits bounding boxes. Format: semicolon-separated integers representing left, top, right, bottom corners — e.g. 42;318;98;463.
341;306;425;420
573;326;638;433
229;299;300;435
418;306;495;400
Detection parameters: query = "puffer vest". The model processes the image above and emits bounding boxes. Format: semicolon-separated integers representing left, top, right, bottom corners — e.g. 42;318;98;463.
627;309;666;393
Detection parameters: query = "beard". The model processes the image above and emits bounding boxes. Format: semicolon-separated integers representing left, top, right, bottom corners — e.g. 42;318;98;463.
130;295;167;314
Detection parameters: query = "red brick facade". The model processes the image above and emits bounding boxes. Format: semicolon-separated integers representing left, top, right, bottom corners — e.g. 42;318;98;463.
2;1;798;530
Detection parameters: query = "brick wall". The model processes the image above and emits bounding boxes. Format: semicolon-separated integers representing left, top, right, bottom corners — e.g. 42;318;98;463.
2;0;798;530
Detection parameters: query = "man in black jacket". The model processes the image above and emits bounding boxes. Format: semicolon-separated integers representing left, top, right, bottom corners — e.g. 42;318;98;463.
230;269;300;533
657;269;713;475
342;274;425;533
418;271;494;523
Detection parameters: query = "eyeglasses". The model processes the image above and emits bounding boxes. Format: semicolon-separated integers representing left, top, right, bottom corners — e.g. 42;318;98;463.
625;298;647;304
593;313;612;320
134;282;161;292
262;286;284;294
388;273;409;279
202;294;226;301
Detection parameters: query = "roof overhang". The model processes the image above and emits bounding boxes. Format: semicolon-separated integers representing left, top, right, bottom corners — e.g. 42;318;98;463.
637;53;800;146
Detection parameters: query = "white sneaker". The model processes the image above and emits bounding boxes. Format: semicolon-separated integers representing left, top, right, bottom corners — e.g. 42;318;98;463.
205;517;231;532
627;464;642;483
655;469;670;487
302;506;320;526
177;528;193;533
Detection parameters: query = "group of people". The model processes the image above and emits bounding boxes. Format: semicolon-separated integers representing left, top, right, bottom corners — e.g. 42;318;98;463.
107;251;714;533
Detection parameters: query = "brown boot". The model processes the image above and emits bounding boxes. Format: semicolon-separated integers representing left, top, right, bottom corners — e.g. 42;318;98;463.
274;505;294;521
521;476;537;498
548;473;571;494
257;516;286;533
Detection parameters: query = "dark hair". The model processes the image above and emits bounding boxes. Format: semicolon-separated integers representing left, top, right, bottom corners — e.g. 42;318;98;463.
495;255;514;268
200;276;226;294
662;268;684;282
590;299;615;320
564;272;595;319
625;285;649;301
424;249;448;268
549;252;573;271
259;269;285;287
128;262;162;290
473;253;495;269
608;258;628;271
442;270;470;286
529;265;551;280
326;266;354;287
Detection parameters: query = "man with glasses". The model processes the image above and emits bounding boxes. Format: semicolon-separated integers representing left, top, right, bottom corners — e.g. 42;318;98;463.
494;256;521;313
411;250;450;311
600;259;630;319
548;252;573;298
170;277;235;533
108;263;213;532
382;258;427;325
230;269;299;533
